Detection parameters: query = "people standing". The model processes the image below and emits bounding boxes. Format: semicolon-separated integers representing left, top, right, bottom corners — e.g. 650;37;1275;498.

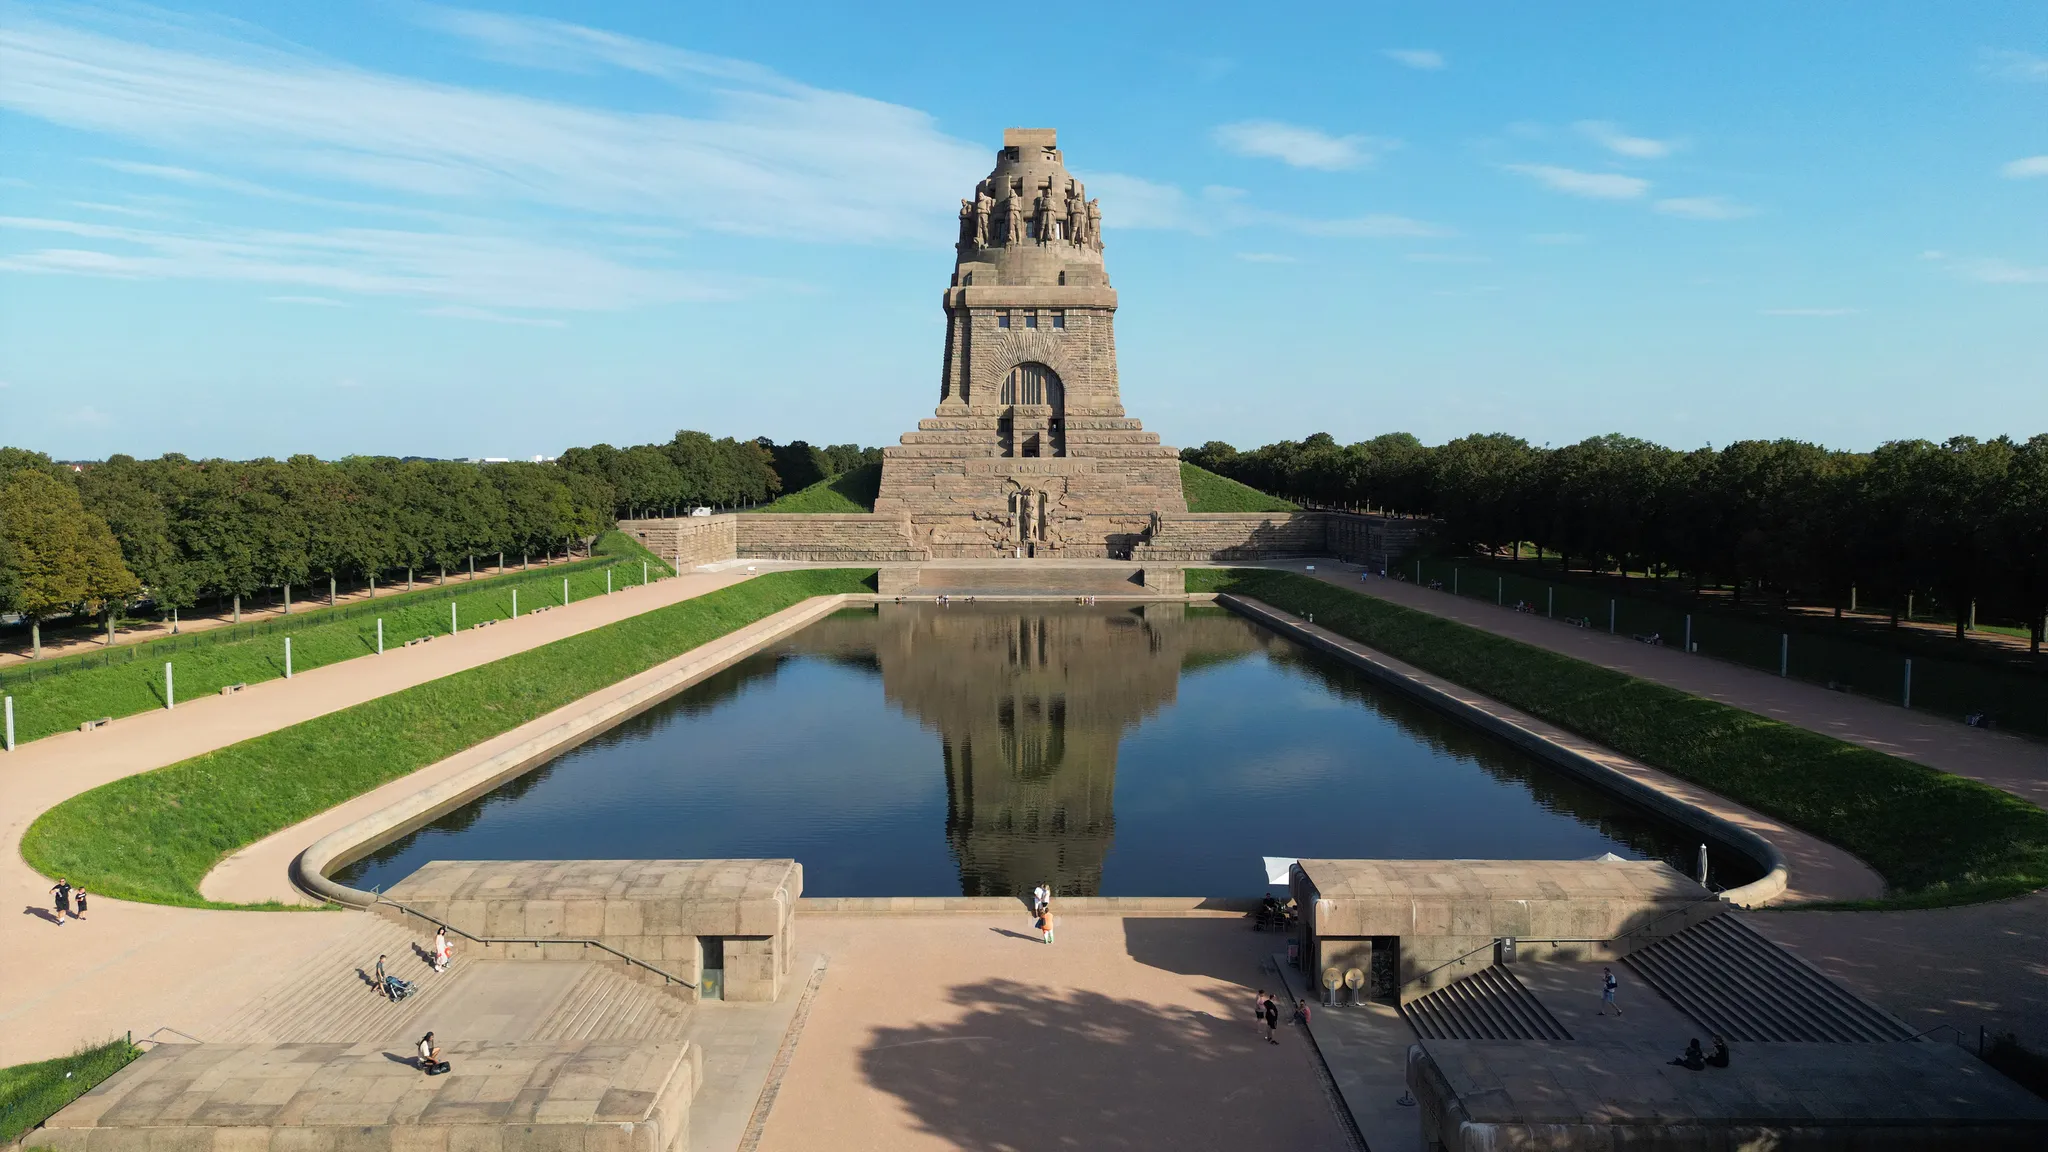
1037;902;1054;945
1031;883;1049;918
1253;991;1271;1039
73;885;87;921
49;879;71;925
1599;966;1622;1016
433;928;452;973
375;955;392;1000
1263;994;1281;1044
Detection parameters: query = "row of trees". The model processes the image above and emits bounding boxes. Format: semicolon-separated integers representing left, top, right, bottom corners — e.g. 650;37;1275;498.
1186;433;2048;648
0;432;886;651
556;432;879;518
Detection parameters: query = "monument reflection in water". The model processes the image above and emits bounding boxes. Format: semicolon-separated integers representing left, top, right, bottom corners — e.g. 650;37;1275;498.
339;604;1746;898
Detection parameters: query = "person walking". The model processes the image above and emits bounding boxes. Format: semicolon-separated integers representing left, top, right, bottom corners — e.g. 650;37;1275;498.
375;955;392;1000
1036;904;1054;945
1263;993;1281;1044
49;879;71;925
73;885;87;921
1599;966;1622;1016
1253;990;1270;1039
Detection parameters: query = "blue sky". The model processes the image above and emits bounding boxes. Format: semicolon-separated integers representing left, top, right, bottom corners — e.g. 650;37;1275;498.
1;1;2044;461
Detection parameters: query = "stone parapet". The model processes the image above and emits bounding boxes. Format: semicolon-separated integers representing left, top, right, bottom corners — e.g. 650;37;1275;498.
734;513;923;562
40;1040;700;1152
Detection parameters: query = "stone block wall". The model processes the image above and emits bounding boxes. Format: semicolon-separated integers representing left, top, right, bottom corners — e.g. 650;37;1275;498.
384;859;802;1003
1133;512;1328;562
1326;513;1431;572
735;514;924;562
618;514;738;569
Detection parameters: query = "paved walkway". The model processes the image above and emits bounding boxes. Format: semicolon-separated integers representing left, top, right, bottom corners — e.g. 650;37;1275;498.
759;912;1352;1152
1265;560;2048;1052
0;570;746;1066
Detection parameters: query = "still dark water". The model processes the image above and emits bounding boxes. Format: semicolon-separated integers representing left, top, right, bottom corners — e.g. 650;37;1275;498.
339;603;1748;897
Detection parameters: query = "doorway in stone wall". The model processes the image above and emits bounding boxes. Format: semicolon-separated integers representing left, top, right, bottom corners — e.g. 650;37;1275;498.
700;937;725;1000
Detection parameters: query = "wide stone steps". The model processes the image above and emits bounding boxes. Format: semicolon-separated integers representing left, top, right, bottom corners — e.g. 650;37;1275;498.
1625;914;1915;1042
529;966;692;1042
1401;965;1571;1041
213;915;457;1043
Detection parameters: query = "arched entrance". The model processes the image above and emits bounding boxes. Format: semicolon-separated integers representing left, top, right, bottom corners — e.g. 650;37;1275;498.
998;362;1065;458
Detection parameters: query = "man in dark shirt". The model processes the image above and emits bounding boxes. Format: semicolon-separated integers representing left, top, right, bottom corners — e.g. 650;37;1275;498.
1263;995;1281;1044
50;880;71;925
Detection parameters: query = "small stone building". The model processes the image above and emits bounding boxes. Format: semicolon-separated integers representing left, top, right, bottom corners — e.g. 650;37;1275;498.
383;859;801;1003
1290;858;1718;1001
874;128;1186;557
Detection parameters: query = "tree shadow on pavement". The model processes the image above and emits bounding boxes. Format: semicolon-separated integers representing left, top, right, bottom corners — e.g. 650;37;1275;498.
859;977;1346;1152
1121;916;1272;988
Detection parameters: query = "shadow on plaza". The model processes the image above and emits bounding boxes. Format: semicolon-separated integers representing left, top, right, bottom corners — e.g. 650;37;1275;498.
1120;916;1273;988
858;978;1318;1152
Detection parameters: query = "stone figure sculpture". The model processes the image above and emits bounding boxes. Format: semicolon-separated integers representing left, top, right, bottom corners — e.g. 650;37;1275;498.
974;187;994;247
1085;199;1102;250
1066;184;1087;247
1035;182;1059;243
959;199;976;246
1003;193;1025;246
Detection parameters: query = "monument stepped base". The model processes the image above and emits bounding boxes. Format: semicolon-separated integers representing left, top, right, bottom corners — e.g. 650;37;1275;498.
878;560;1183;597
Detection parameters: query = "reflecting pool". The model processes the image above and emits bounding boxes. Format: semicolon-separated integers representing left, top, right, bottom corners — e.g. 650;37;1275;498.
339;603;1753;897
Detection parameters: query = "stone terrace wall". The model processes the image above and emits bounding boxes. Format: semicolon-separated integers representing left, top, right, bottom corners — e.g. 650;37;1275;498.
736;513;924;562
1133;512;1328;562
618;514;738;569
1326;513;1430;571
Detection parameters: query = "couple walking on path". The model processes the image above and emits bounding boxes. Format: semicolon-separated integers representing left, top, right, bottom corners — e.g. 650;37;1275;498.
1030;883;1054;944
47;879;87;924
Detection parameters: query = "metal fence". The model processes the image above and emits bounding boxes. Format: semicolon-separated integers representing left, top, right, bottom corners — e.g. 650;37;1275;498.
0;554;647;692
1409;557;2048;740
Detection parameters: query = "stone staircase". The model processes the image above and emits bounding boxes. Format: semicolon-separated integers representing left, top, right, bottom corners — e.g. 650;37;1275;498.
1624;914;1915;1042
213;915;457;1043
529;965;693;1041
1401;965;1572;1041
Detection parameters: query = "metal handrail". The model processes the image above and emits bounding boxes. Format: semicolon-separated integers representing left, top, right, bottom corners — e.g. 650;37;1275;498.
1401;903;1709;993
376;897;697;990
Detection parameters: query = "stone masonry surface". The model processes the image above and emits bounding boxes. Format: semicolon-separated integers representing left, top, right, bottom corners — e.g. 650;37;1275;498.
40;1040;698;1152
384;861;801;1003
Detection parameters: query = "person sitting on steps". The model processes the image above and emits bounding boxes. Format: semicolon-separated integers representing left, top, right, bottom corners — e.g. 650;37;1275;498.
418;1032;449;1075
1668;1038;1705;1071
1706;1036;1730;1068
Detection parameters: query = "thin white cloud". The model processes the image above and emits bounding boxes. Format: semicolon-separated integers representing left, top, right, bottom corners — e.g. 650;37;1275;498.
0;10;985;245
1980;49;2048;82
1505;164;1649;200
1761;307;1858;316
1575;120;1676;159
0;215;728;310
1078;173;1198;231
1654;195;1755;220
421;305;566;327
1213;120;1390;170
2002;156;2048;178
1404;252;1489;264
1382;49;1445;71
1959;257;2048;284
1526;232;1586;245
1288;213;1450;239
1076;176;1451;238
1235;252;1299;263
268;294;346;306
66;200;169;219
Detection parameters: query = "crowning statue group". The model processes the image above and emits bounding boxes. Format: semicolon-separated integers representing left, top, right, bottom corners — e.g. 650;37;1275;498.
960;177;1102;250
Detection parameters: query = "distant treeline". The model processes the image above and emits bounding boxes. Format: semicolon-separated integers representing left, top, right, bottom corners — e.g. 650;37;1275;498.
0;433;882;641
557;433;880;518
1185;432;2048;644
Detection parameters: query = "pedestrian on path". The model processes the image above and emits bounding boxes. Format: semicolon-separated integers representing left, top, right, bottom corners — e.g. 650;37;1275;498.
1253;990;1269;1038
1031;883;1049;918
376;955;392;1000
50;879;71;925
73;885;87;921
1599;966;1621;1015
1263;994;1281;1044
432;928;452;973
1036;905;1054;945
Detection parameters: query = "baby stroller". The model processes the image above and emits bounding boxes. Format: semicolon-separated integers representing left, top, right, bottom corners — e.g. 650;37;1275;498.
383;975;417;1002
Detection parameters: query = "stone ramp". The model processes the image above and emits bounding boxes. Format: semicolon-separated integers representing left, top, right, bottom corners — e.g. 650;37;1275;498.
1401;965;1571;1041
1625;913;1915;1042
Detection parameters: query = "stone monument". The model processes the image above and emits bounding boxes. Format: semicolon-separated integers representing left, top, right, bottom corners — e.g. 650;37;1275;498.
875;127;1187;557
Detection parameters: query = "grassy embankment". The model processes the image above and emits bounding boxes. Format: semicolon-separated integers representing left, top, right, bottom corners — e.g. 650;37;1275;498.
1189;568;2048;910
755;462;883;513
0;1039;140;1146
1180;462;1300;513
22;568;876;909
0;532;674;745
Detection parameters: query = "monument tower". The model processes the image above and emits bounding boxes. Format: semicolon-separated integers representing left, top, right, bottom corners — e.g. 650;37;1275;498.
874;128;1187;557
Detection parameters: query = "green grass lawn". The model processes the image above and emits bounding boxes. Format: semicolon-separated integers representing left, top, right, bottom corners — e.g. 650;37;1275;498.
22;568;875;909
0;1039;140;1146
1189;568;2048;909
1180;462;1300;513
0;532;675;746
756;462;882;513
